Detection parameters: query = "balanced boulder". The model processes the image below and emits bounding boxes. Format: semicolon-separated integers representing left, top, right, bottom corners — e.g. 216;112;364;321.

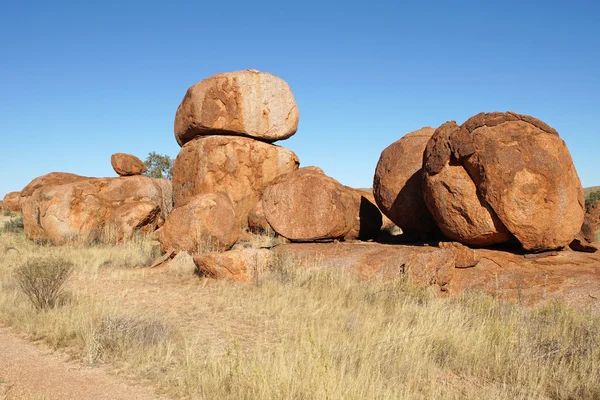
423;112;584;251
158;193;239;253
21;175;172;244
174;69;299;146
2;192;21;212
373;127;439;238
111;153;147;176
262;167;382;241
172;135;299;227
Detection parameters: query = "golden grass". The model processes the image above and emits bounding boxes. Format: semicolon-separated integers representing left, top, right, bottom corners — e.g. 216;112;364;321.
0;227;599;399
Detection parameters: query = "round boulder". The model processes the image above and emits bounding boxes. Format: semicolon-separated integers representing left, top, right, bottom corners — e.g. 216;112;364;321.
158;193;239;253
423;112;584;251
373;127;439;238
111;153;147;176
262;167;381;241
172;135;299;228
2;192;21;212
174;69;299;146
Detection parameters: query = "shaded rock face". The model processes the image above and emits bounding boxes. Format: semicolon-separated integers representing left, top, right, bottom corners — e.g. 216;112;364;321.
373;127;439;238
158;193;239;254
2;192;21;212
570;201;600;252
172;135;299;228
262;167;382;241
21;176;172;245
423;112;584;251
111;153;147;176
174;70;299;146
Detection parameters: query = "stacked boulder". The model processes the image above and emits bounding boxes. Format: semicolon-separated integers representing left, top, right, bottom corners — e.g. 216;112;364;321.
162;69;301;253
374;111;585;252
20;154;172;245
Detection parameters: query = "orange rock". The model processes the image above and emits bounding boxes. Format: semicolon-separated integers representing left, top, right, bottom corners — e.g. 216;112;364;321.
438;241;480;268
262;167;382;241
158;193;239;254
424;112;584;251
174;69;299;146
111;153;147;176
373;127;439;238
193;248;272;281
2;192;21;212
172;135;299;228
20;176;172;244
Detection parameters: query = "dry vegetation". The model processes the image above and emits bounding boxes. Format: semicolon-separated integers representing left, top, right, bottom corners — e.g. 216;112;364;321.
0;222;599;399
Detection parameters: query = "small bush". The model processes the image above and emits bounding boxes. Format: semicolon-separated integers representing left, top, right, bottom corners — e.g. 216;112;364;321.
14;257;74;310
3;215;24;233
98;315;171;357
2;208;12;216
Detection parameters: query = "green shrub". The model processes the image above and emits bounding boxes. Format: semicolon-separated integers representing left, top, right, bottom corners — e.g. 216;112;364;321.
3;215;24;233
14;257;74;310
2;208;12;216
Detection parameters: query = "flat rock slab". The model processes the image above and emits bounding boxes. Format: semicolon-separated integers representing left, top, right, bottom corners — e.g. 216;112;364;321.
0;327;161;400
271;242;600;311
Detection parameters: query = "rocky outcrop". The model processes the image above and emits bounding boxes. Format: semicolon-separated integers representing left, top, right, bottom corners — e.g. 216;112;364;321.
158;193;239;253
262;167;382;241
373;127;439;238
111;153;147;176
172;135;299;227
423;112;584;251
174;69;299;146
20;175;172;244
2;192;21;212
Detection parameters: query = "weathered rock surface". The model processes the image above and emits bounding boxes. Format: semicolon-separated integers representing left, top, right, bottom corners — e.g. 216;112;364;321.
21;176;172;244
423;112;584;251
2;192;21;212
111;153;147;176
373;127;439;238
19;172;88;201
570;201;600;252
172;135;299;227
262;167;382;241
158;193;239;253
194;248;272;281
439;241;480;268
174;69;299;146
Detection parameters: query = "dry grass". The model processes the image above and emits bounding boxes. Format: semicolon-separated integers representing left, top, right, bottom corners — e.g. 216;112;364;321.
0;227;599;399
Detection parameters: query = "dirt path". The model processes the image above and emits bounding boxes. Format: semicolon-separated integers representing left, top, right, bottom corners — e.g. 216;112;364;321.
0;327;162;400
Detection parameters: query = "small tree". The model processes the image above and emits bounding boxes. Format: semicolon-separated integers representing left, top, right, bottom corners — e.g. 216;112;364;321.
143;152;173;180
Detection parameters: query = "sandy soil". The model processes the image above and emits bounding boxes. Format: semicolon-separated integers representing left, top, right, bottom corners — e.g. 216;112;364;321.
0;327;162;400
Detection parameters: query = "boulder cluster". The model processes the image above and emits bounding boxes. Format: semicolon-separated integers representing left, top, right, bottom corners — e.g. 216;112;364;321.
3;69;593;280
160;69;384;255
13;155;172;244
373;112;586;252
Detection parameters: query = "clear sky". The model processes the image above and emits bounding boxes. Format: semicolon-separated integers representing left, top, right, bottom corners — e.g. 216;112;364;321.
1;1;599;198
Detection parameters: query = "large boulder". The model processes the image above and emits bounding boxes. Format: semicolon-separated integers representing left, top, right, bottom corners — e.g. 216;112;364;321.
423;112;584;251
158;193;239;254
373;127;439;238
21;176;172;244
111;153;147;176
172;135;299;228
2;192;21;212
262;167;382;241
174;69;299;146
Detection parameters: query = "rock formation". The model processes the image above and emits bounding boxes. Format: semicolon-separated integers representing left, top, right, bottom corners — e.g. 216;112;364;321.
172;134;299;228
111;153;147;176
158;193;239;253
423;112;584;251
261;167;382;241
373;127;439;238
20;175;172;244
174;69;299;146
2;192;21;212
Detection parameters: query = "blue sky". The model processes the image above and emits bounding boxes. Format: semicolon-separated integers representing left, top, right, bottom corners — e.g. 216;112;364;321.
1;1;599;198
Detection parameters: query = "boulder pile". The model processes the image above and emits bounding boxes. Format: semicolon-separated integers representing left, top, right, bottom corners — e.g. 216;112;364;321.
19;154;172;244
374;111;585;252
